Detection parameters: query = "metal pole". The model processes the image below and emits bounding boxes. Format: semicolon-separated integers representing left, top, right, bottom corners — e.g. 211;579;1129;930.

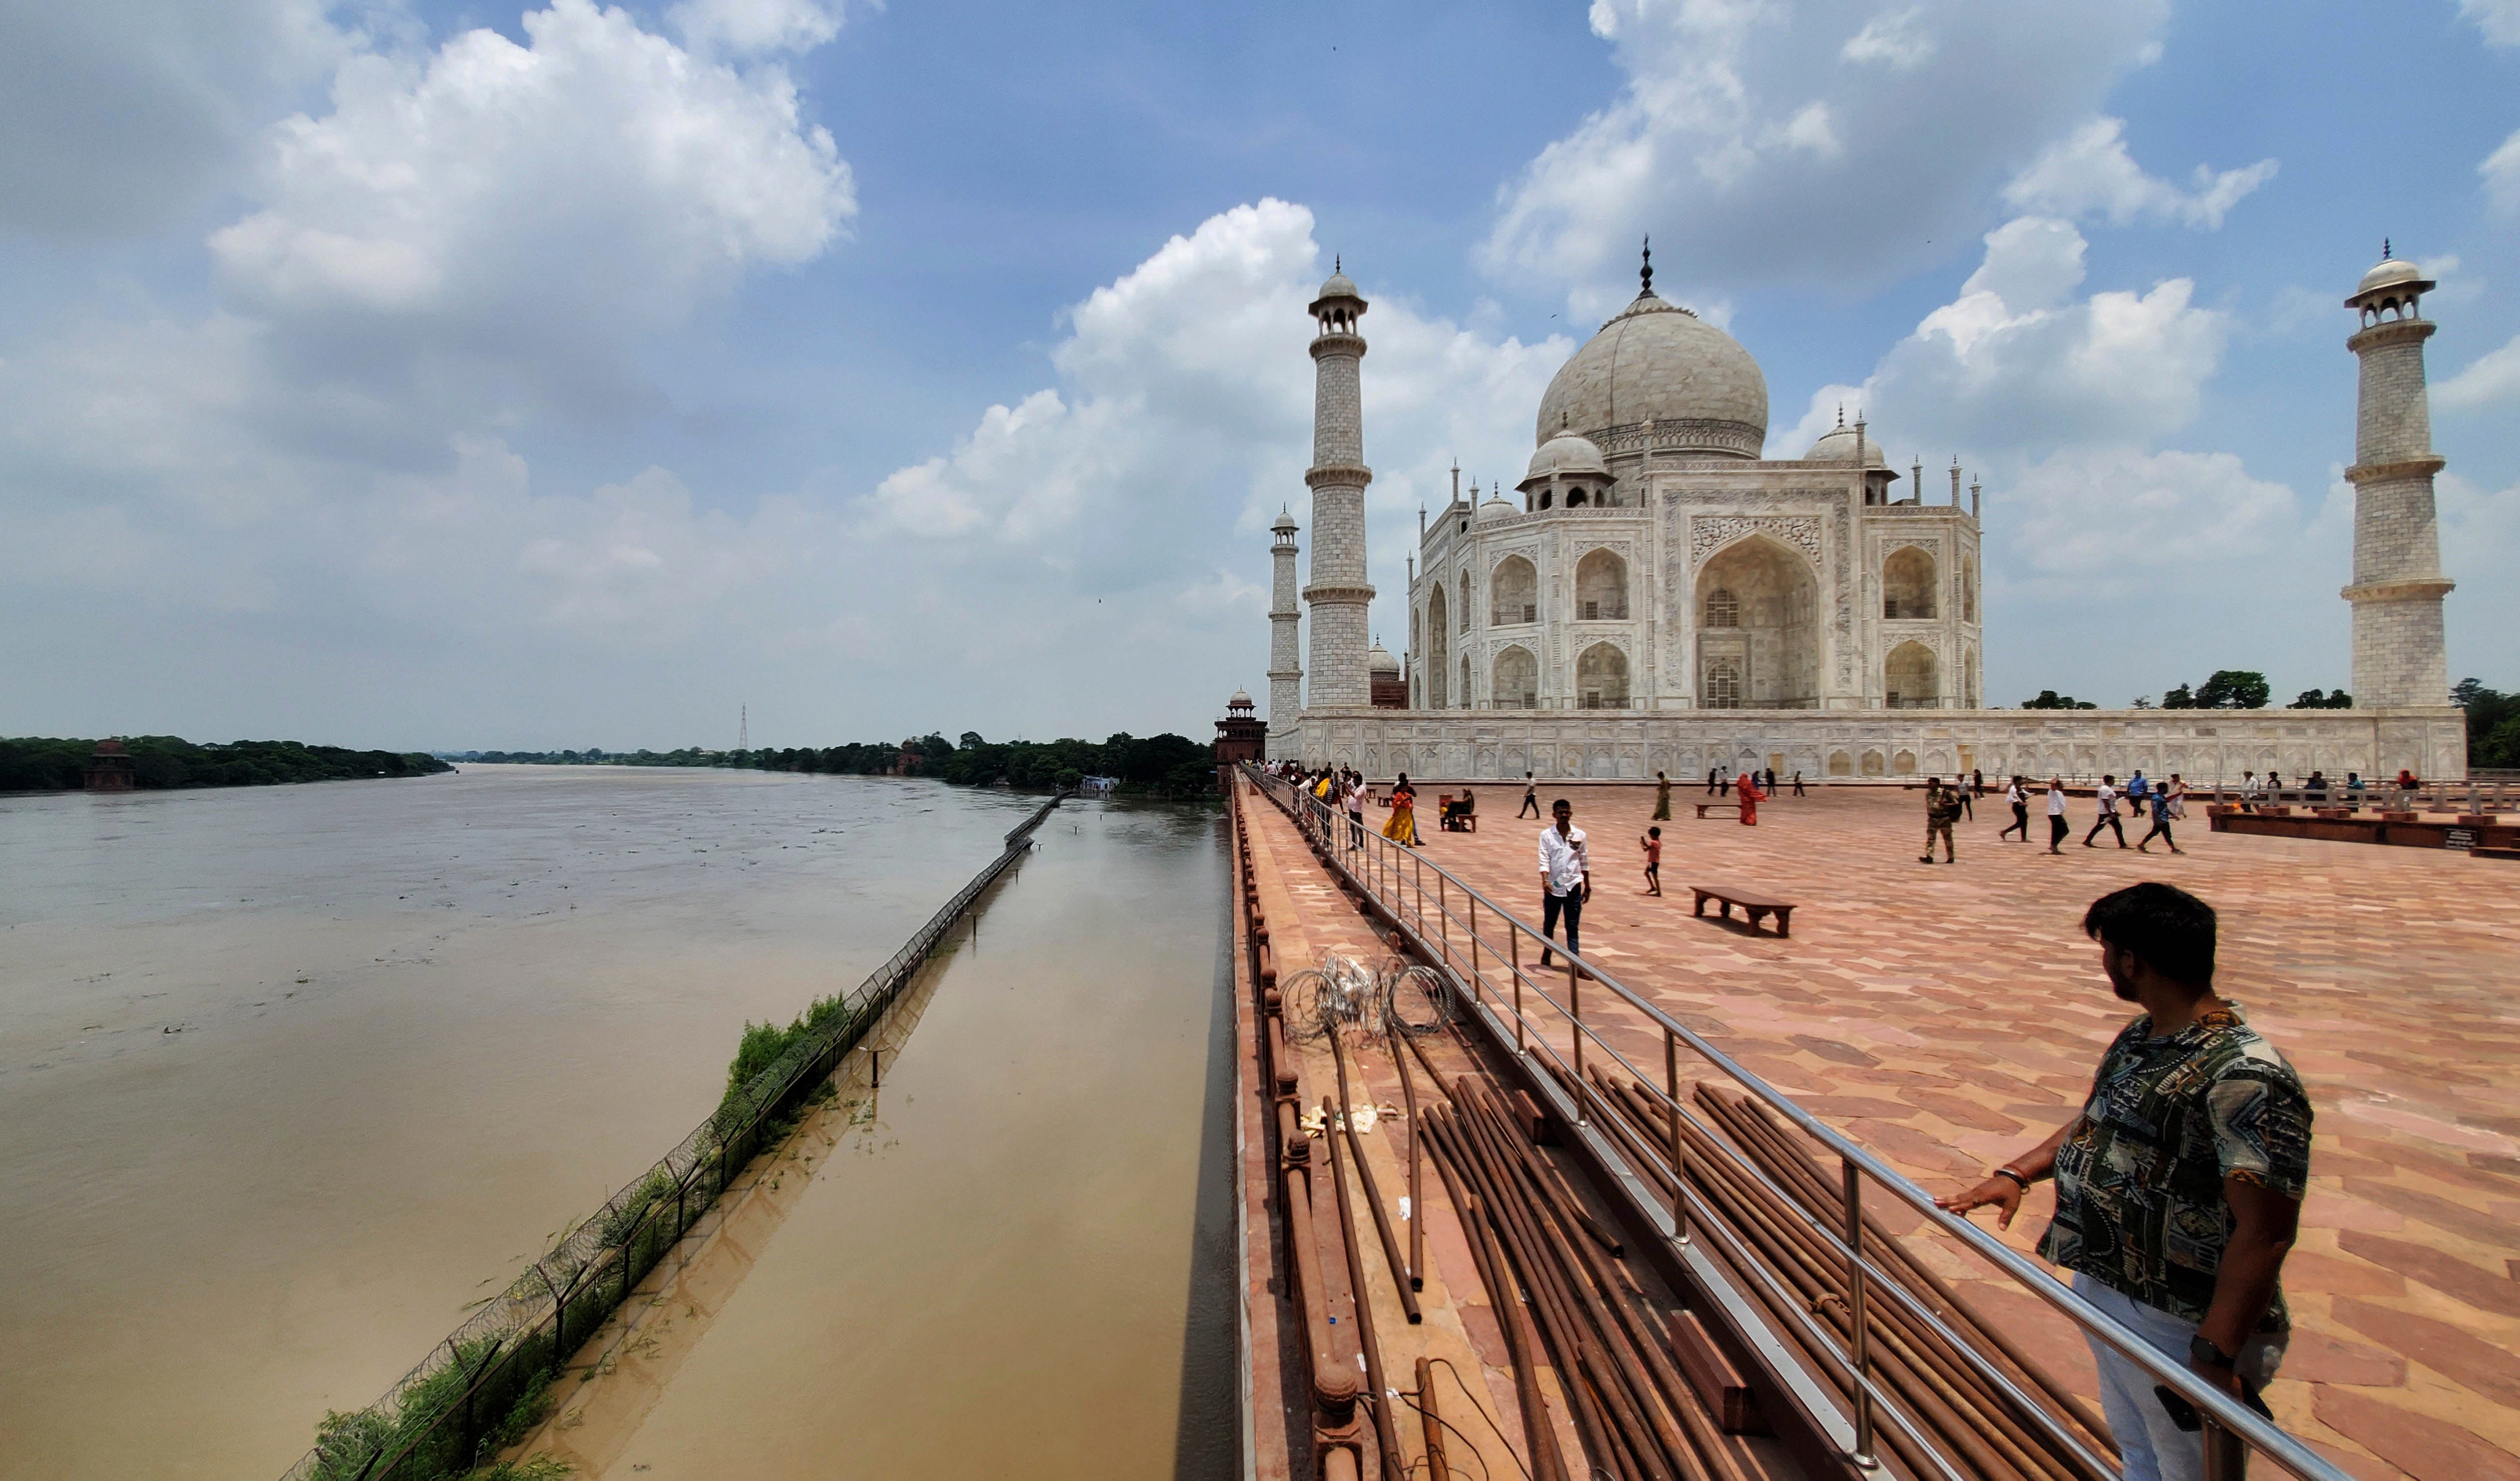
1438;873;1450;974
2202;1418;2246;1481
1842;1156;1879;1469
1510;928;1525;1054
1665;1029;1688;1244
1568;955;1585;1125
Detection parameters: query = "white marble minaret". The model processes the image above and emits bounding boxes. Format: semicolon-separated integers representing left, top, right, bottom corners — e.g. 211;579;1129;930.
2342;247;2453;709
1302;263;1374;709
1266;506;1303;755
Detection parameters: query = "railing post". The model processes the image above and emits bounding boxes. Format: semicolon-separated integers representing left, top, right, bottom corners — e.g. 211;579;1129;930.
1568;955;1585;1125
1841;1156;1878;1469
1509;928;1525;1054
1666;1028;1688;1244
1466;896;1481;1013
1437;874;1450;974
2201;1416;2246;1481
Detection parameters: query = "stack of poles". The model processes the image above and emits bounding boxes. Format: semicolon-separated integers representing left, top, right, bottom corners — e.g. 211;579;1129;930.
1414;1062;1756;1481
1573;1062;2119;1481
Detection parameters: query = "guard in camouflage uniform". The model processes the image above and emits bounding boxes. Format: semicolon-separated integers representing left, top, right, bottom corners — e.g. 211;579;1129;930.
1919;777;1961;864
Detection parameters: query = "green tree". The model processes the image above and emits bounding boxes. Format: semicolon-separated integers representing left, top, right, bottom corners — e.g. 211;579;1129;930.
2021;690;2097;710
2161;683;2195;709
2194;670;2271;709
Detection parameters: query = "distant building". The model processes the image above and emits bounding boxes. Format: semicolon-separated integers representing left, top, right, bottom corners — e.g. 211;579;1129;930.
1367;641;1408;709
84;740;135;792
1214;689;1267;770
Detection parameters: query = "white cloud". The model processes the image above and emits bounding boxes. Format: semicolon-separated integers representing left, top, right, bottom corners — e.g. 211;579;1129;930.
1841;8;1936;69
212;0;852;341
2482;128;2520;215
0;0;356;234
2004;448;2294;576
1783;216;2227;455
2001;117;2275;230
669;0;849;56
2459;0;2520;46
1483;0;2171;310
2438;333;2520;410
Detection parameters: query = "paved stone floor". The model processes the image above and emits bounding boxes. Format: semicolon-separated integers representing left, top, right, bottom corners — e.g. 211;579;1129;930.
1339;780;2520;1480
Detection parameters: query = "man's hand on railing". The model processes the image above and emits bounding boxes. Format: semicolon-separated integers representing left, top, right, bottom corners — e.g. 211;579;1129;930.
1935;1175;2027;1230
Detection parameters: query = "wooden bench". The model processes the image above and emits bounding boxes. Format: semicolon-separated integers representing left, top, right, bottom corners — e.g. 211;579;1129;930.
1690;884;1798;938
1694;802;1741;819
1438;793;1479;832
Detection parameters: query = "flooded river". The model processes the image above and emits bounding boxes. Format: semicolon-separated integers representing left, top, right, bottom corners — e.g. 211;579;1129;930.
0;767;1230;1480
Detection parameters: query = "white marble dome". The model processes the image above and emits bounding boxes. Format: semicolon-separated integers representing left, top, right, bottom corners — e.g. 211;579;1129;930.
1525;427;1608;481
1535;290;1768;457
1479;492;1517;522
1367;641;1400;677
1803;423;1893;469
2355;257;2424;297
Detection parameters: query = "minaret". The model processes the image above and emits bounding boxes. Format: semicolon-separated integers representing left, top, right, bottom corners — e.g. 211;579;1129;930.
1302;261;1375;708
2342;245;2453;709
1266;506;1303;755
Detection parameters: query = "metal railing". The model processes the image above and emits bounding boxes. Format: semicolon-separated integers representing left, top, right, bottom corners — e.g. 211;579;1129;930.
279;791;1069;1481
1244;763;2346;1481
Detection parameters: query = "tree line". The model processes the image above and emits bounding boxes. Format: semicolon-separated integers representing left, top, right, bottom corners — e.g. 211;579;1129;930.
453;731;1222;798
0;736;453;793
2024;671;2350;712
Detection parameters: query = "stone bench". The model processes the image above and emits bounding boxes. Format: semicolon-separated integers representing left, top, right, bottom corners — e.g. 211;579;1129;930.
1690;884;1797;938
1695;802;1742;819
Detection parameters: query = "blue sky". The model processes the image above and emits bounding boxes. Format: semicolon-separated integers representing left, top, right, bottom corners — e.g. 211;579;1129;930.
2;0;2515;749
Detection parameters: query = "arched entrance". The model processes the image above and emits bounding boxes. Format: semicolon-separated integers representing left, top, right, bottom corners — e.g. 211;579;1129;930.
1576;643;1629;709
1886;642;1938;708
1696;537;1819;708
1426;585;1449;709
1491;556;1538;627
1493;646;1537;709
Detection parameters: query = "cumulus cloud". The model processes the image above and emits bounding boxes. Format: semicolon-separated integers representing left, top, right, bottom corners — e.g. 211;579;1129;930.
2002;448;2295;576
669;0;849;56
1483;0;2170;310
1781;216;2227;455
2438;333;2520;410
2482;128;2520;215
2459;0;2520;46
0;0;354;234
2001;117;2275;230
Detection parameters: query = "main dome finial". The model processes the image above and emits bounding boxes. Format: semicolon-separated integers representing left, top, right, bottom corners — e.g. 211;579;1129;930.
1640;235;1653;297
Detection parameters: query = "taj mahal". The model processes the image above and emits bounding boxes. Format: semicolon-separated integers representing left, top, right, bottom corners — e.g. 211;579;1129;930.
1261;247;2469;786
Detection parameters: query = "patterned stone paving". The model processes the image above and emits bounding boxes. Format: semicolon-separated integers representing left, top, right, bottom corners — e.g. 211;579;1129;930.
1340;780;2520;1480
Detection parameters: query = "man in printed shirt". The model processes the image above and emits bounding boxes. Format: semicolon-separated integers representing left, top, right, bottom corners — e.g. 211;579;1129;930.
1939;882;2310;1481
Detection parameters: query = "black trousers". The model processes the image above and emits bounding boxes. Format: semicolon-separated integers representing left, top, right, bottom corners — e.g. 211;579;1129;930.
2140;817;2175;848
1539;890;1583;964
1956;791;1973;819
2085;813;2126;846
2049;814;2070;848
2001;803;2028;840
1519;792;1540;818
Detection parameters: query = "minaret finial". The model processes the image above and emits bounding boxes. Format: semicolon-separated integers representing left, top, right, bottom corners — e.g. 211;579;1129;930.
1640;235;1653;296
2381;238;2390;261
1836;404;1844;429
1335;254;1341;273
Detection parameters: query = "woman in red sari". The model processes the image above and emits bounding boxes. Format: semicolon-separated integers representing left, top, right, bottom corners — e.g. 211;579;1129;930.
1382;773;1420;845
1736;770;1765;825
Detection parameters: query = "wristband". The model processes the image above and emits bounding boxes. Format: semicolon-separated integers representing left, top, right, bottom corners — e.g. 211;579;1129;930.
1992;1167;2031;1189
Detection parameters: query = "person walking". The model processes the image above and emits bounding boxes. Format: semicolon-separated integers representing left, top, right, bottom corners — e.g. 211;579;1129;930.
1639;826;1663;896
1973;768;1986;799
1735;770;1763;825
1706;766;1720;796
1954;776;1975;821
1652;770;1672;821
1792;771;1806;797
2085;775;2129;849
2000;776;2031;842
1938;883;2309;1481
2166;773;2188;822
2127;769;2151;819
1763;766;1778;796
1536;798;1590;968
2138;785;2184;854
1344;772;1367;850
1519;771;1541;819
2046;777;2070;854
1382;773;1420;845
1920;778;1959;863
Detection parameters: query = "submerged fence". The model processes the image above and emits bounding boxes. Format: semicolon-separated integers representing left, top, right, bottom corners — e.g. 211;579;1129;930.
281;790;1070;1481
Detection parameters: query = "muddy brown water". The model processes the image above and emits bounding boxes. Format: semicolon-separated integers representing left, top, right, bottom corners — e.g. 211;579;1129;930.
0;767;1232;1480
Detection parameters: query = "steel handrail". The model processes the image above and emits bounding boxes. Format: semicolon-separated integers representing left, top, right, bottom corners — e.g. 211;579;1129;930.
1244;763;2345;1481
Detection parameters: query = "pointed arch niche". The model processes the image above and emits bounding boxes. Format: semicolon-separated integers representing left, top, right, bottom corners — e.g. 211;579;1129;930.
1491;555;1538;627
1695;537;1819;708
1493;646;1538;709
1425;584;1450;709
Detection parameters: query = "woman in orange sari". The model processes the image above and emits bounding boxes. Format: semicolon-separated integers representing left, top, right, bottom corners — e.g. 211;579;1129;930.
1382;773;1420;844
1736;770;1765;825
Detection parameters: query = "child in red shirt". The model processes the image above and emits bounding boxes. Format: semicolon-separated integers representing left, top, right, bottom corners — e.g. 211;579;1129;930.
1640;826;1662;896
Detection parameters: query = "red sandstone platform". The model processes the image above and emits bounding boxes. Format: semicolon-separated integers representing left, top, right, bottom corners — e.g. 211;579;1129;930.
1307;780;2520;1479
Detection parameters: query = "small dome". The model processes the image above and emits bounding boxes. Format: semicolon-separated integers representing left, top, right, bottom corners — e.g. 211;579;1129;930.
1227;688;1254;710
1317;269;1359;301
1525;428;1608;482
1803;422;1894;472
1271;505;1297;532
2355;257;2424;297
1480;493;1516;523
1367;641;1400;677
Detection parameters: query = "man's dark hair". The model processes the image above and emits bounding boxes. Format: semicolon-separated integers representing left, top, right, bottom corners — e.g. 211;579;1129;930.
1553;798;1571;811
2083;883;2217;988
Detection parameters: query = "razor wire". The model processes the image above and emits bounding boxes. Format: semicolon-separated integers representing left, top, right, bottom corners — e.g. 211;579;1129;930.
279;789;1071;1481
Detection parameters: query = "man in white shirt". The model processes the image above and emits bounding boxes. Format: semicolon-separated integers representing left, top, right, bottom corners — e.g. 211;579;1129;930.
2085;774;2129;849
2047;777;2070;854
1536;798;1591;968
